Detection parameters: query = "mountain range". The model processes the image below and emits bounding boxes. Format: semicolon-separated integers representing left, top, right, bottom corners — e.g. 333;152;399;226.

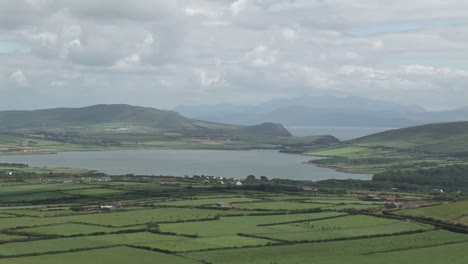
174;95;468;128
0;104;292;137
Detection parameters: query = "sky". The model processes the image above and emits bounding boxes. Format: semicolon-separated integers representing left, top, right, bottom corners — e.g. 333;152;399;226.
1;0;468;111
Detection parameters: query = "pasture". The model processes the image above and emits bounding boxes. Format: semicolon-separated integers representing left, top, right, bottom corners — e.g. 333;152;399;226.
0;180;466;263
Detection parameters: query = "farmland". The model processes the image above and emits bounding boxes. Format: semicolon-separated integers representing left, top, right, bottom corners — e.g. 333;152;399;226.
396;200;468;225
0;176;466;263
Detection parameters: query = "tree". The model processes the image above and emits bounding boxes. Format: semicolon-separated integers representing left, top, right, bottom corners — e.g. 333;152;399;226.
260;176;269;182
245;175;257;183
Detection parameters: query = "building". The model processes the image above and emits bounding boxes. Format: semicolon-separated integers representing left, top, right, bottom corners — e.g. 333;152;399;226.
63;178;74;184
213;202;231;208
99;205;115;210
365;194;383;201
99;176;112;182
385;196;407;202
384;202;399;209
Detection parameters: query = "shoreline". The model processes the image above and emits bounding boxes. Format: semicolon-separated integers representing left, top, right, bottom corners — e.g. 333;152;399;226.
0;148;372;181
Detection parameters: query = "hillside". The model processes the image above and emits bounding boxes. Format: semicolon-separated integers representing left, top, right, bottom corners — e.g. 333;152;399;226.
0;104;230;131
0;104;345;154
240;122;293;137
350;121;468;155
305;121;468;174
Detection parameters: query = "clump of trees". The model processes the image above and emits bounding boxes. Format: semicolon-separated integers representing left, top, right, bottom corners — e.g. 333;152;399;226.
373;164;468;189
0;163;28;168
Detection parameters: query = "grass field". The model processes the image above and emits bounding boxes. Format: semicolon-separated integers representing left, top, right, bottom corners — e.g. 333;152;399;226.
301;123;468;174
159;212;346;237
0;180;466;263
0;237;112;256
0;192;78;202
182;230;468;263
0;234;26;242
0;246;200;264
85;232;273;252
397;200;468;225
0;184;94;196
155;197;261;207
232;201;326;210
63;188;128;197
18;223;146;236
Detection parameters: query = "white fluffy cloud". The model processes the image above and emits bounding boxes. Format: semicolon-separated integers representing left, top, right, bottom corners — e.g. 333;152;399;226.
0;0;467;110
9;70;29;87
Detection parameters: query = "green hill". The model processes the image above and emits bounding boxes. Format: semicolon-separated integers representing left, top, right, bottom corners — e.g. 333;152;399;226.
0;104;234;131
350;121;468;155
240;122;292;137
306;121;468;173
0;105;341;153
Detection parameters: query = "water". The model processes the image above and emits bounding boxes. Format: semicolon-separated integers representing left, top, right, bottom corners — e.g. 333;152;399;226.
286;126;396;140
0;149;370;181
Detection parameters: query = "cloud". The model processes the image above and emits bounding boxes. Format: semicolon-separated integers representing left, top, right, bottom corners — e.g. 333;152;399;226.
0;0;468;110
8;70;29;87
194;68;226;88
244;45;279;68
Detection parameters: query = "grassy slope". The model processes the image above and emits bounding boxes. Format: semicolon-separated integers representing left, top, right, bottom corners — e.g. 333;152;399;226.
0;180;467;263
305;121;468;173
0;105;339;155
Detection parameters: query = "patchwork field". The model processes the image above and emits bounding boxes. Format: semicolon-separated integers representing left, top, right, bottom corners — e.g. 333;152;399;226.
396;200;468;225
182;230;468;264
0;181;466;263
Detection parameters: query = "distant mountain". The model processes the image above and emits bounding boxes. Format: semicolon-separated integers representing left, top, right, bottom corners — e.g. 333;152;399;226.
415;107;468;124
0;104;292;137
175;95;467;128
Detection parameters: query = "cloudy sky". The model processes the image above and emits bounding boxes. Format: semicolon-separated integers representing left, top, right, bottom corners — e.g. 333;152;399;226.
1;0;468;111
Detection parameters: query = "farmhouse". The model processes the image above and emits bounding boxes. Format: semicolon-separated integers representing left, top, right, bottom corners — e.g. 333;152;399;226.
385;196;407;202
99;176;112;182
99;202;122;211
99;205;115;210
213;202;231;208
365;194;384;201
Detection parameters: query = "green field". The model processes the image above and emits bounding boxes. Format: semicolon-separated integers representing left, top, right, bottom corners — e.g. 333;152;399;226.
18;223;146;236
397;200;468;224
159;212;346;237
182;230;468;263
64;188;128;197
85;232;273;252
0;246;199;264
0;234;26;242
232;201;326;210
0;237;111;256
0;179;466;263
156;197;261;207
302;122;468;174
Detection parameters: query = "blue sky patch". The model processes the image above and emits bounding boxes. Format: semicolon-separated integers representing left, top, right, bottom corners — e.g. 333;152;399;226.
0;42;31;54
348;18;468;36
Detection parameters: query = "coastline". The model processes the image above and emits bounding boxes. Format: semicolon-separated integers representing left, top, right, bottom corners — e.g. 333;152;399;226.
0;148;371;181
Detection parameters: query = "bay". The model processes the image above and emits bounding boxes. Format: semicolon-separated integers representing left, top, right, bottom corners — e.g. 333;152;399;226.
0;149;370;181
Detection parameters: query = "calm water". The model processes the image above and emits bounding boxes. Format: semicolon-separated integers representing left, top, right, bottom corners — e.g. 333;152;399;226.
0;149;370;181
286;126;396;140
